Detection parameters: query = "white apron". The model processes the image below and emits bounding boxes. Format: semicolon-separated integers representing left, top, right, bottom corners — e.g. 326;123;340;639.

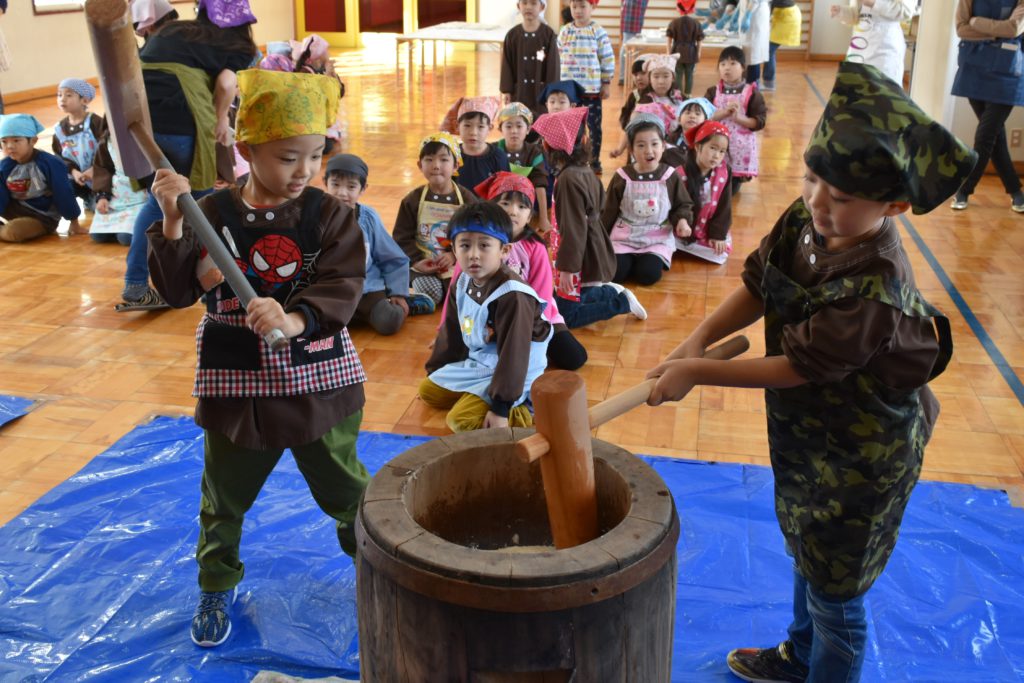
746;0;771;66
841;0;916;85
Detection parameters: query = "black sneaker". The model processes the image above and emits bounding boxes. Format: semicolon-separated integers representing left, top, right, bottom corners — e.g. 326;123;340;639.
726;641;808;683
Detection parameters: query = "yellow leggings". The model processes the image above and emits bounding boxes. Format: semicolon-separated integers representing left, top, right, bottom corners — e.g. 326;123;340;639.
418;378;534;433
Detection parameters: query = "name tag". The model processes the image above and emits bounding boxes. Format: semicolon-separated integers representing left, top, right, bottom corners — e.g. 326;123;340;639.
1001;42;1019;51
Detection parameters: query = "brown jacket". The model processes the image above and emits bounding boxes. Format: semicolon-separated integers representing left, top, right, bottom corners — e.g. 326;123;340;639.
147;188;366;449
553;164;616;283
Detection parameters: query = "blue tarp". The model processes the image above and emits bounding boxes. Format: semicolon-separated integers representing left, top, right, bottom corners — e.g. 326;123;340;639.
0;416;1022;681
0;394;34;428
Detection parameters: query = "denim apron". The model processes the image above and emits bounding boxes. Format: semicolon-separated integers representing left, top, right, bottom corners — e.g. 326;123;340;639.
428;273;552;407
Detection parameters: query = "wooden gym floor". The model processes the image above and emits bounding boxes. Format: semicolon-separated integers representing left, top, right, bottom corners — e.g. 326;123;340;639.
1;47;1022;526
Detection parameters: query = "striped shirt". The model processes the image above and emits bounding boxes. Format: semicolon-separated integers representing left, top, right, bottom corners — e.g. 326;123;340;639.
557;20;615;94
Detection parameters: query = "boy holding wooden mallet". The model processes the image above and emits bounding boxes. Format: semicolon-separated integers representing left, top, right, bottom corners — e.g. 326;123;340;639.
148;69;371;648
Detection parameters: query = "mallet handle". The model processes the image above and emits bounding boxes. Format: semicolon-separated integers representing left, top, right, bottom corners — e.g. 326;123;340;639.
129;124;289;352
517;335;751;463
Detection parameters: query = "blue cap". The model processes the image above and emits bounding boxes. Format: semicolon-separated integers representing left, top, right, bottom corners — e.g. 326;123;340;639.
0;114;45;139
680;97;716;120
539;80;585;106
58;78;96;102
448;221;510;245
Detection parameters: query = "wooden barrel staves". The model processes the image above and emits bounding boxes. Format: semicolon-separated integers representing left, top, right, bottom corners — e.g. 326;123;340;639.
356;428;680;682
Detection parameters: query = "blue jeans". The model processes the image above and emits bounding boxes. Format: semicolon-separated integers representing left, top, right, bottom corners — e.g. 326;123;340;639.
763;42;781;82
124;133;213;290
619;31;641;83
556;285;629;329
787;568;867;683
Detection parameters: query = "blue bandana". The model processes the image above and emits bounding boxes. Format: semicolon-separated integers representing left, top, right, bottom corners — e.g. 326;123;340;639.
448;221;510;245
680;97;716;120
0;114;45;139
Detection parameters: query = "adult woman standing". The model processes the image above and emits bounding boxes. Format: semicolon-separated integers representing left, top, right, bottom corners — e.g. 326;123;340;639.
950;0;1024;212
762;0;801;91
118;0;258;310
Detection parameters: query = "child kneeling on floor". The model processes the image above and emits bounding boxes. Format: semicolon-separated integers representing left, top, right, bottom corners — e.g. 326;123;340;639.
645;63;974;683
147;69;371;650
0;114;83;242
420;202;552;433
325;153;435;333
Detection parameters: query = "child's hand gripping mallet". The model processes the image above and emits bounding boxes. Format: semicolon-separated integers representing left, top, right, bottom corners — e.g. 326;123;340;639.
516;335;750;550
83;0;288;351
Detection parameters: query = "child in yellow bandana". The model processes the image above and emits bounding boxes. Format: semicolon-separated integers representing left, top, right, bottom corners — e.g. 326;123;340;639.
391;133;481;305
146;69;371;650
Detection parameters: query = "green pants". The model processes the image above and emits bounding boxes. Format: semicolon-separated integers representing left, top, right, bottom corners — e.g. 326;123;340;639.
196;410;368;592
675;61;696;98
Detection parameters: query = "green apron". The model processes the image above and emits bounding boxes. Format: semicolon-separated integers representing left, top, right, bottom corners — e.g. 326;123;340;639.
141;62;218;191
761;200;953;600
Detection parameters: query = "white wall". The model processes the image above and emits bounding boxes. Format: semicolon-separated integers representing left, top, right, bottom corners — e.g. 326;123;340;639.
810;0;852;55
0;0;294;96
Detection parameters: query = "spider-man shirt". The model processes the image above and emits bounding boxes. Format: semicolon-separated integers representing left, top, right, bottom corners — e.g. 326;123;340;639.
145;186;369;450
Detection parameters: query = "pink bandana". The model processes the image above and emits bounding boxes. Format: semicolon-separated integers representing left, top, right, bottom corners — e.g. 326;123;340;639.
644;53;680;74
633;102;677;135
440;96;502;133
531;107;589;155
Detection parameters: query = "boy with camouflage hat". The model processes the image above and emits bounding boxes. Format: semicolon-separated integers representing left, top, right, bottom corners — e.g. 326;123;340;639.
644;62;976;682
148;68;370;649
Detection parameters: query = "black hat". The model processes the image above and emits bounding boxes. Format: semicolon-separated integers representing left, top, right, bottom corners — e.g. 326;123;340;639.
325;153;368;181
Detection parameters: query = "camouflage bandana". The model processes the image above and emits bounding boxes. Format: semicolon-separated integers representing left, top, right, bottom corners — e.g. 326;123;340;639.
804;62;977;215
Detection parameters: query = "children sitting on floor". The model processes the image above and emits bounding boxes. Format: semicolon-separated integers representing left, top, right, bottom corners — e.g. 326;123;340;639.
473;172;588;370
531;107;648;327
676;120;733;264
420;202;552;433
392;133;480;306
325;154;435;334
0;114;82;242
602;114;693;286
495;102;552;235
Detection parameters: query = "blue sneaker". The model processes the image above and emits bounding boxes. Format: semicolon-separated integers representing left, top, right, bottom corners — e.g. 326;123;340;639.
406;292;436;316
190;587;236;647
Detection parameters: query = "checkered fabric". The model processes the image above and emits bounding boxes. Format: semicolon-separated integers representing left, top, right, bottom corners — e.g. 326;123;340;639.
193;314;366;398
621;0;651;34
531;106;589;154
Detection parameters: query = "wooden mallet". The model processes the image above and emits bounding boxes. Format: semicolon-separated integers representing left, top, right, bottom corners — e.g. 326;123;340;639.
83;0;288;351
519;335;750;549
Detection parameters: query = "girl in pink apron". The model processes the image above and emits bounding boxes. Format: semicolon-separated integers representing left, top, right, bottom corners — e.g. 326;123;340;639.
603;114;694;285
676;121;734;265
531;107;649;326
705;46;768;194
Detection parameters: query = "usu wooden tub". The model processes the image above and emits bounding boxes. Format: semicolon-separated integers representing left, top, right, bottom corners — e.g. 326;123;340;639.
355;428;679;682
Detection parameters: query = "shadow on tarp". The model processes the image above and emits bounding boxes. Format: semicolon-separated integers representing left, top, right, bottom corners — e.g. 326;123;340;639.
0;416;1021;682
0;394;35;429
